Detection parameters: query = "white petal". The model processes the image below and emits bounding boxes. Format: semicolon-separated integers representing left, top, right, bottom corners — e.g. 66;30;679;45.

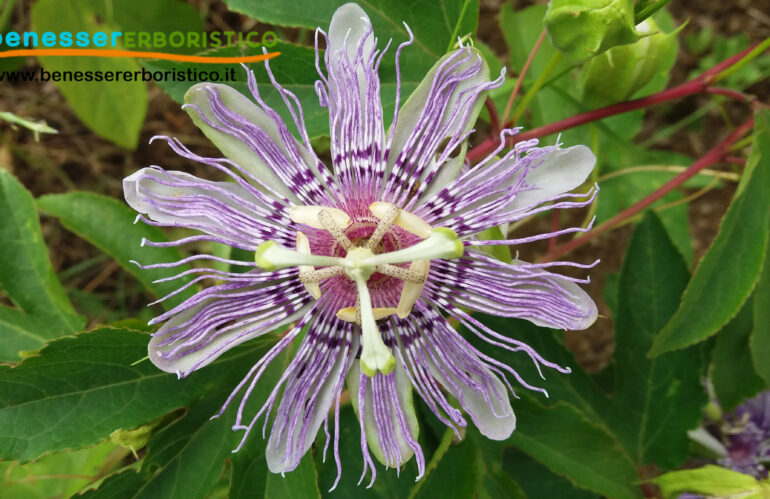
415;150;466;205
507;145;596;213
432;255;598;331
265;334;358;473
347;361;419;467
327;2;376;95
184;83;306;202
124;167;285;246
149;302;311;377
427;359;516;440
386;48;490;195
527;275;598;330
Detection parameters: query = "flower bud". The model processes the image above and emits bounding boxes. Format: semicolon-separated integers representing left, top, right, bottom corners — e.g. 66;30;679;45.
544;0;643;64
579;16;677;108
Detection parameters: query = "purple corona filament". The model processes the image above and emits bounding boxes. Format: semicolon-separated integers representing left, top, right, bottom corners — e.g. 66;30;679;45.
123;2;599;489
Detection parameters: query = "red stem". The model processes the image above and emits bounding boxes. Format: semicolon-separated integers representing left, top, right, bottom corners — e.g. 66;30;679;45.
538;117;755;263
485;97;500;135
724;155;747;165
548;209;560;251
466;41;763;164
468;83;749;163
706;86;752;101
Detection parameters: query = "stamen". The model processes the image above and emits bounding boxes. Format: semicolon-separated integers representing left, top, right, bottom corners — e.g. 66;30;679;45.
370;202;432;238
336;306;396;324
396;260;430;318
355;278;396;377
317;209;354;249
365;203;400;250
255;240;342;271
299;266;344;300
299;266;345;282
375;263;426;283
289;205;350;229
359;228;463;267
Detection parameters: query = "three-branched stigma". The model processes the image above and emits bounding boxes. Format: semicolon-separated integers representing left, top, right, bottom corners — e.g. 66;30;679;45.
256;203;463;376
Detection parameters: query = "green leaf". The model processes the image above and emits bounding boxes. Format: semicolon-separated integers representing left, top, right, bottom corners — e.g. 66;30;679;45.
459;319;636;497
0;307;63;364
30;0;148;149
507;398;641;499
607;211;706;469
751;253;770;385
128;398;247;498
650;111;770;356
37;192;196;311
499;4;575;128
80;403;242;499
0;170;83;359
502;448;599;499
712;298;764;410
234;337;315;499
90;0;204;54
466;428;526;499
634;0;672;24
1;441;118;498
410;434;478;499
229;427;268;499
0;327;277;462
477;468;526;499
79;470;146;499
81;332;301;499
265;454;321;499
650;465;763;499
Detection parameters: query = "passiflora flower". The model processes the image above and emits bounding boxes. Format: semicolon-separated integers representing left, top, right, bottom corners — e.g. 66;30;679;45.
124;2;598;487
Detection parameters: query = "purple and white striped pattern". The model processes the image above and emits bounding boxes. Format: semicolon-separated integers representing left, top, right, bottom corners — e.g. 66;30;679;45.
124;2;598;486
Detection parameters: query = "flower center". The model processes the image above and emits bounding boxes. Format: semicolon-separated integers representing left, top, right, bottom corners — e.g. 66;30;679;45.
253;202;463;377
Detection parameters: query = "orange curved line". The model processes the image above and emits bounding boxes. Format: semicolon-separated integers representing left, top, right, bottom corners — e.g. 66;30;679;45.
0;48;280;64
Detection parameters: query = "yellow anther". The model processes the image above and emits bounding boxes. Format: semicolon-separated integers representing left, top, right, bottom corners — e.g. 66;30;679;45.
336;307;397;324
317;209;354;249
370;202;432;238
289;205;350;229
396;260;431;318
